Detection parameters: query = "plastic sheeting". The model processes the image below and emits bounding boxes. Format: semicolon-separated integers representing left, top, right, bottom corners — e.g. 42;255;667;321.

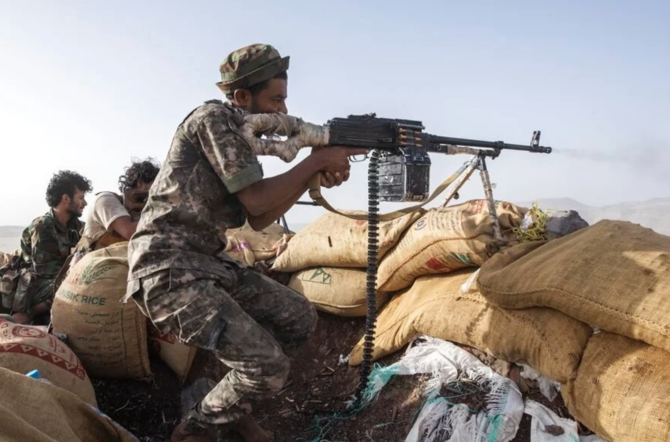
520;365;561;402
524;400;609;442
357;335;524;442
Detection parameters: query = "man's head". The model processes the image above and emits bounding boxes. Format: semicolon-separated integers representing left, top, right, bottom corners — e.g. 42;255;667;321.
118;158;161;219
216;43;289;114
45;170;93;218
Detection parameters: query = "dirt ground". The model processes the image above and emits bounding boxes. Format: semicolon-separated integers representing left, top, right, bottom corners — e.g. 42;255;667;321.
91;312;588;442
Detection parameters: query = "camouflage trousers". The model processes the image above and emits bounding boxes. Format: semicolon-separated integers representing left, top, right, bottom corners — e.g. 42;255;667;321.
3;269;55;315
131;264;317;432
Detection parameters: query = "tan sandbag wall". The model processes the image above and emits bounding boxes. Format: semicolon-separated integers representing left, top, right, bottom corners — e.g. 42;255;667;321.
0;319;98;406
224;222;293;267
0;251;13;268
347;269;592;383
275;200;528;317
476;219;670;440
0;366;138;442
561;332;670;442
147;324;197;382
288;267;390;317
52;243;152;381
477;220;670;353
376;200;527;292
272;210;425;272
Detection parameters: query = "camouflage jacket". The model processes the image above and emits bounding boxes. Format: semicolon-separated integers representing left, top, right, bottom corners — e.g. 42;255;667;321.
20;209;84;277
127;100;264;286
0;209;84;311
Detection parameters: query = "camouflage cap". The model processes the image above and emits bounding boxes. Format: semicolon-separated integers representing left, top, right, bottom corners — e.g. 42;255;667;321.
216;43;290;94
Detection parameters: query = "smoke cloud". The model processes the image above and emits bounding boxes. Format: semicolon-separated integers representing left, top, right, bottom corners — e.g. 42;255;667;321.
553;143;668;172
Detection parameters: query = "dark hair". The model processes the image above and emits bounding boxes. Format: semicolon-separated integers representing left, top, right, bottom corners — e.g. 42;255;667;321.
118;158;161;192
225;70;288;100
45;170;93;208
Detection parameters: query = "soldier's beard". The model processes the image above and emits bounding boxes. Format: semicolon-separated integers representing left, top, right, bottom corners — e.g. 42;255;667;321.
67;202;82;218
249;98;263;114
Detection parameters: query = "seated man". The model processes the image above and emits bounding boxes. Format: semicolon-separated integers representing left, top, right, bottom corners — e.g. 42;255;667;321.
123;43;366;442
0;171;92;324
74;158;160;258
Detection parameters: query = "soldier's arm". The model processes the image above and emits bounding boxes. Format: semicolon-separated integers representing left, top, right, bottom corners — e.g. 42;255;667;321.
243;183;311;231
196;109;363;230
109;217;137;240
244;167;352;230
94;194;137;240
236;147;364;230
29;221;64;278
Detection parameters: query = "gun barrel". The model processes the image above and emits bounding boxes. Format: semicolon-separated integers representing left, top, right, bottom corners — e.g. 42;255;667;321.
429;135;552;154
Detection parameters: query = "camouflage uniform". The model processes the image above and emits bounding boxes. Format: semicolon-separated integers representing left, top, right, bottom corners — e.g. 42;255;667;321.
124;44;317;433
0;209;83;315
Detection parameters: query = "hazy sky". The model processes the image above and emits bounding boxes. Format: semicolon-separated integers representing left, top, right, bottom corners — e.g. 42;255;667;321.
1;0;668;227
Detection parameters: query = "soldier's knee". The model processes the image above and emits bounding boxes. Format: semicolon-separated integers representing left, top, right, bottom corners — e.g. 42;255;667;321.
259;351;291;394
275;352;291;387
294;301;318;344
305;302;318;337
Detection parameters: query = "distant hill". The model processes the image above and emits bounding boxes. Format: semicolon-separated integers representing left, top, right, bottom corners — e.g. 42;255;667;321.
515;197;670;235
281;198;670;235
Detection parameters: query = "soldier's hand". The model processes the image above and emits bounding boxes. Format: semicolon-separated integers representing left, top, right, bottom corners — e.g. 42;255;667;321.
320;168;350;188
313;146;367;176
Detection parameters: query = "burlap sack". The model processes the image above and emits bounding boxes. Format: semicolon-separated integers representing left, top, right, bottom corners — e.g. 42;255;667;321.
0;251;13;268
288;267;389;317
348;269;592;383
477;220;670;353
562;332;670;442
52;243;151;380
224;222;292;267
148;324;197;382
0;319;97;406
0;366;138;442
376;200;526;292
271;210;425;272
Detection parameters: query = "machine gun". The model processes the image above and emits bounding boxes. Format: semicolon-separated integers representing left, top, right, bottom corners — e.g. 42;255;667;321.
326;113;550;202
325;114;552;404
240;111;553;406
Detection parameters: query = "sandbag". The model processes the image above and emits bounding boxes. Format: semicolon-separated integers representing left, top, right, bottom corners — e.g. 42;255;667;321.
271;210;424;272
0;366;138;442
148;324;197;382
224;222;292;267
477;220;670;353
562;332;670;442
0;319;97;406
349;269;592;383
52;243;151;380
0;251;13;268
288;267;389;317
376;200;526;292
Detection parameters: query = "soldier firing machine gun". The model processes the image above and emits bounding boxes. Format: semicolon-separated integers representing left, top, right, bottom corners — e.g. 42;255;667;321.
236;112;553;405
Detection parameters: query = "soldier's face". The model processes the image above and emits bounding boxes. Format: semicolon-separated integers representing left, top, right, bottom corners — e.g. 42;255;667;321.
124;180;153;221
248;79;288;114
66;188;87;217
